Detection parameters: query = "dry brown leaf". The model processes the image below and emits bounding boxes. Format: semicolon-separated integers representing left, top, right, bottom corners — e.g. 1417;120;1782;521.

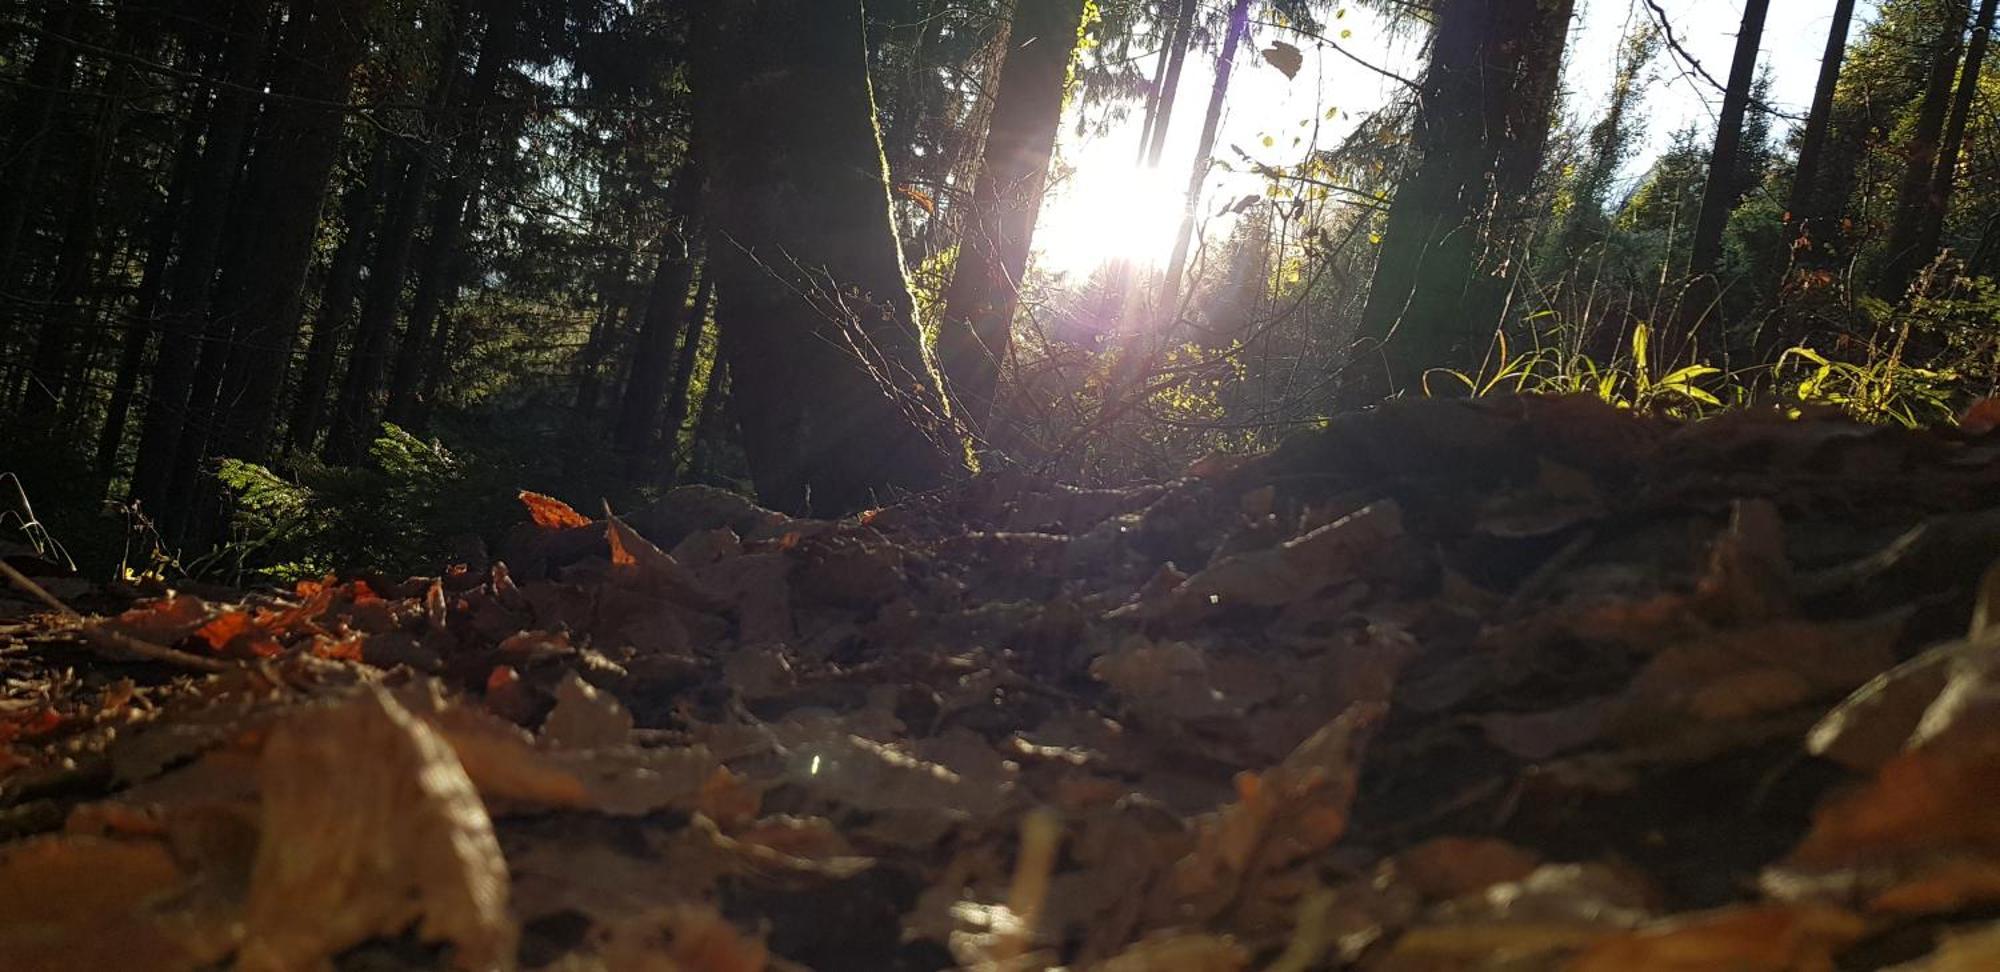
607;515;729;612
1769;721;2000;915
1612;615;1903;739
1887;921;2000;971
589;905;768;972
237;689;515;971
1567;904;1867;972
521;490;592;530
1395;837;1544;900
0;833;224;971
542;673;634;749
1159;703;1382;923
1090;933;1248;972
1122;502;1403;623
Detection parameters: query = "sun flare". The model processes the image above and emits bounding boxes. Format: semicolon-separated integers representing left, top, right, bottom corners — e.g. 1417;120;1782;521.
1031;150;1188;279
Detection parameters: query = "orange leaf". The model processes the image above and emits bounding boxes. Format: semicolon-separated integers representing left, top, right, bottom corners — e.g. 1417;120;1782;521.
894;184;937;215
1570;904;1866;972
1963;398;2000;436
519;490;591;530
192;611;256;652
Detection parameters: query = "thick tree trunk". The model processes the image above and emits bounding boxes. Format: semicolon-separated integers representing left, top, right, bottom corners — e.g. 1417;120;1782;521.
129;0;270;517
1688;0;1773;287
1159;0;1252;316
387;0;522;424
288;144;390;454
659;273;716;481
1880;0;1970;296
937;0;1090;430
1787;0;1860;255
1346;0;1576;404
693;0;965;516
206;0;372;465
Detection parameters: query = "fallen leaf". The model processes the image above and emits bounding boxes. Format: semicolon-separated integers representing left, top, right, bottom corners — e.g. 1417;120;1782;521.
236;689;516;971
520;490;592;530
541;672;633;749
1159;703;1382;922
1395;837;1543;900
1568;903;1867;972
1092;932;1248;971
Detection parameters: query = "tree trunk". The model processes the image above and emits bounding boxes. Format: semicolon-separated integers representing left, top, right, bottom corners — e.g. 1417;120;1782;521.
387;0;522;425
688;356;732;483
1787;0;1860;255
1142;0;1199;167
1688;0;1773;286
325;4;463;461
325;141;431;462
692;0;966;516
129;0;270;517
1346;0;1576;404
288;143;390;454
573;301;621;422
1159;0;1252;316
660;273;716;481
937;0;1090;430
206;0;372;465
0;0;84;315
1880;0;1970;297
99;44;212;475
614;160;704;468
1908;0;1998;273
23;0;123;420
412;191;487;429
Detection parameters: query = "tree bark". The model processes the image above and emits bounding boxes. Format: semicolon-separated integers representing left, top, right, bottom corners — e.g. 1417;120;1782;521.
1787;0;1860;255
325;141;431;462
1880;0;1970;296
659;273;716;481
1159;0;1252;316
614;160;704;468
23;0;123;419
1142;0;1199;167
288;143;390;454
0;0;84;316
688;356;732;484
98;38;213;474
693;0;966;516
387;0;523;424
937;0;1090;430
325;2;464;461
1907;0;1998;274
1688;0;1773;284
129;0;270;517
208;0;373;464
1346;0;1576;404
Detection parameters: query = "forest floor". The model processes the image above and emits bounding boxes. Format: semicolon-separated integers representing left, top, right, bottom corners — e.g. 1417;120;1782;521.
6;394;2000;971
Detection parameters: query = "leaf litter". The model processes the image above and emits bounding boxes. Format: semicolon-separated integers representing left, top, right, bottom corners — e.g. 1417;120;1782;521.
4;395;2000;969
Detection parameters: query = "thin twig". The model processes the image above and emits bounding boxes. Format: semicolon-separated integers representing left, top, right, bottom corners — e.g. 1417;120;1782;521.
0;558;230;674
